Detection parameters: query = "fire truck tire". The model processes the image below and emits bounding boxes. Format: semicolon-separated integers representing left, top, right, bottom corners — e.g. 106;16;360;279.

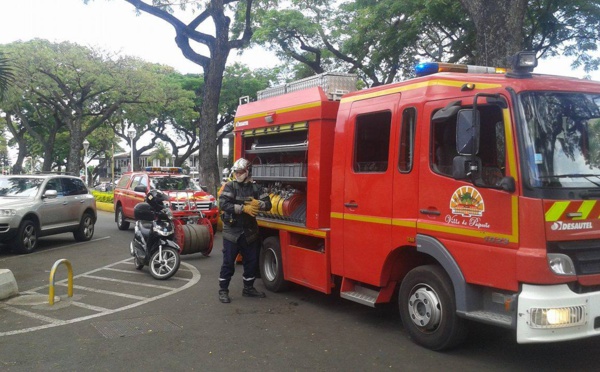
398;265;468;351
115;206;130;230
259;236;289;292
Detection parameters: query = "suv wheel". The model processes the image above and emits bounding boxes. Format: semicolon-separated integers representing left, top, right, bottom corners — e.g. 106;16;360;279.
13;220;38;254
116;206;130;230
74;212;95;241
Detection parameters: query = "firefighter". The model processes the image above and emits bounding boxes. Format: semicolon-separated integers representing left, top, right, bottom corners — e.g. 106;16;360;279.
218;158;271;303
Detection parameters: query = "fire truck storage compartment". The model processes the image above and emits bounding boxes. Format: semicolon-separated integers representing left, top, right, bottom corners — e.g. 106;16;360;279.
244;128;309;225
280;230;331;293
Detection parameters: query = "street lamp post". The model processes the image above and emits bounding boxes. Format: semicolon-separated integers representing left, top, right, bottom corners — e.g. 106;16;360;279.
128;128;136;172
83;139;90;187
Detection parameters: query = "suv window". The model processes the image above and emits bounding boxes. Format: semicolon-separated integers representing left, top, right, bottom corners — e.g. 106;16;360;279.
45;178;64;197
62;177;87;196
130;175;148;190
0;177;44;197
117;175;130;188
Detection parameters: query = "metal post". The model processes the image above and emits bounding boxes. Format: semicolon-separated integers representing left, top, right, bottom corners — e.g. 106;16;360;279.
83;139;89;187
48;259;73;306
128;128;136;172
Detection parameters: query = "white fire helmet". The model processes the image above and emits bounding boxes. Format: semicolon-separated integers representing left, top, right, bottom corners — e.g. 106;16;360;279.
232;158;251;182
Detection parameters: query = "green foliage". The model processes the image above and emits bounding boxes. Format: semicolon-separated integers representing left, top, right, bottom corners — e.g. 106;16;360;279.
92;190;114;204
0;51;14;100
254;0;600;85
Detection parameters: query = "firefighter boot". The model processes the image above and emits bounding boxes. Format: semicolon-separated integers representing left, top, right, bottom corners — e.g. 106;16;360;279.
242;286;266;298
219;289;231;303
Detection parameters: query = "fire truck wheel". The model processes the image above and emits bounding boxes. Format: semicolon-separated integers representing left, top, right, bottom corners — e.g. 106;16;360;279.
115;206;130;230
398;265;468;351
259;236;289;292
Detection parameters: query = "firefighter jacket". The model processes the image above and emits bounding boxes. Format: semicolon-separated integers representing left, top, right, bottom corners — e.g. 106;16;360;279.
219;179;271;244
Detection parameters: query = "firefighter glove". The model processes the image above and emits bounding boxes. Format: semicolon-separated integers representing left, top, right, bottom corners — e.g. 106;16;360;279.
247;197;261;208
242;204;259;217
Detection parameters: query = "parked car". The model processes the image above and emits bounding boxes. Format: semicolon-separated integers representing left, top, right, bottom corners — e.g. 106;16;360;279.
95;182;113;192
0;173;97;253
113;167;219;232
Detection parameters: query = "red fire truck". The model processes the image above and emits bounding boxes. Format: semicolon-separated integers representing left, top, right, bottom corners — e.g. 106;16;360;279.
233;52;600;350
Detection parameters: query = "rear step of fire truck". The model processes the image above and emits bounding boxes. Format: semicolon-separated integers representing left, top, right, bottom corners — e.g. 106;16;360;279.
339;278;395;307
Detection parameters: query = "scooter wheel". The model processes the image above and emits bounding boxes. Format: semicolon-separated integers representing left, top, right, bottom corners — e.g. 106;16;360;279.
134;256;144;270
149;247;180;280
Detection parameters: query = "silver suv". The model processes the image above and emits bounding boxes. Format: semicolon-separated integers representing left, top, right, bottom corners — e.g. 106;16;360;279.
0;174;97;253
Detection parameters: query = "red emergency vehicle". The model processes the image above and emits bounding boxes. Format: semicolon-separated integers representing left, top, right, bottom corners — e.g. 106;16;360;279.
114;167;215;256
233;52;600;350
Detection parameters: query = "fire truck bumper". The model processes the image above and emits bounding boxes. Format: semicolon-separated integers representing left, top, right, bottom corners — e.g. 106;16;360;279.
517;283;600;343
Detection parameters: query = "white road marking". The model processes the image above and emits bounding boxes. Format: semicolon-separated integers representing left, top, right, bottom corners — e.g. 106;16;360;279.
80;274;176;290
1;305;64;324
61;284;148;300
0;258;201;337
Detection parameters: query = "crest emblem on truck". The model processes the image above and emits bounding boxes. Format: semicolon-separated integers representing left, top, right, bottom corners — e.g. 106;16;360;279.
450;186;485;217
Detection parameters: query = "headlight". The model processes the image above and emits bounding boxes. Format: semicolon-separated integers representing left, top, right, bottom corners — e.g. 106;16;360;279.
547;254;576;276
153;222;173;236
0;209;16;216
529;306;586;328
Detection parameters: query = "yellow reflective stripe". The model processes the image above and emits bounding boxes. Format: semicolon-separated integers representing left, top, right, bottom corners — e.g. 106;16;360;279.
392;219;417;228
235;102;322;123
417;221;513;240
340;79;502;103
503;109;519;184
330;212;417;228
545;201;570;222
331;195;519;243
257;219;328;238
575;200;596;220
343;214;391;224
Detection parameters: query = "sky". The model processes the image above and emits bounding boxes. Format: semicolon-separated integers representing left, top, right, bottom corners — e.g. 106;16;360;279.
1;0;599;80
0;0;275;74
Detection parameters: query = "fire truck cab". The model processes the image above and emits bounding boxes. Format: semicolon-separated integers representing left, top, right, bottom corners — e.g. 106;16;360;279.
233;52;600;350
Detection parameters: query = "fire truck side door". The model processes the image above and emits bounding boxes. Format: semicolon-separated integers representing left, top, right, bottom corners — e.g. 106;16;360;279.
417;99;518;290
342;93;400;283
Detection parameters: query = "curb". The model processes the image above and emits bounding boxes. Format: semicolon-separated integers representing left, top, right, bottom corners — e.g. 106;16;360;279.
97;201;114;213
0;269;18;300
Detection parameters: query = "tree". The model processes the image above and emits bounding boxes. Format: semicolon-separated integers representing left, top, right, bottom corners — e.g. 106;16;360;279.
252;0;471;86
255;0;600;85
0;40;161;175
459;0;528;67
86;0;256;195
148;142;172;166
0;51;14;100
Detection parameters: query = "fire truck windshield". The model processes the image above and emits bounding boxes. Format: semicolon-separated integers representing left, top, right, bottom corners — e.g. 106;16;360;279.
518;91;600;189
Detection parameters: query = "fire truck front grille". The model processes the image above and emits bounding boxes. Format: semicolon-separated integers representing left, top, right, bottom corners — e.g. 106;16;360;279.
548;239;600;275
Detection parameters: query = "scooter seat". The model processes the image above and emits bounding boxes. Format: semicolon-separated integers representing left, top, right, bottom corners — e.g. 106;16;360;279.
138;220;153;238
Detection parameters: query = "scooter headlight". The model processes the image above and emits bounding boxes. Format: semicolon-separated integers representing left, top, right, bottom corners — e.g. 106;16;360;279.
153;221;174;236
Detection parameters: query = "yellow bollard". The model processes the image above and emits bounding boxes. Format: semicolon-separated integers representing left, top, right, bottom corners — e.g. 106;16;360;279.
48;259;73;306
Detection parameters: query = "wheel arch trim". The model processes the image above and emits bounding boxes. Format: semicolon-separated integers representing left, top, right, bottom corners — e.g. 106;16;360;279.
416;234;473;313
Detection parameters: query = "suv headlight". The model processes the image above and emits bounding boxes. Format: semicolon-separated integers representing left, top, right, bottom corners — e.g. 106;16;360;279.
0;209;17;217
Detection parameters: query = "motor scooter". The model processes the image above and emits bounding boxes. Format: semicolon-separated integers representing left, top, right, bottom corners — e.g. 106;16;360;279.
129;189;181;280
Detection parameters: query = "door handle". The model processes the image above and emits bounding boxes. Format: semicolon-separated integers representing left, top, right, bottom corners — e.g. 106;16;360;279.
419;209;440;216
344;202;358;208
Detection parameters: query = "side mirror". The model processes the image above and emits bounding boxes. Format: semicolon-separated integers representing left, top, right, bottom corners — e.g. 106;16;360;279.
497;176;516;193
43;189;58;199
452;155;481;180
456;109;480;155
134;185;147;193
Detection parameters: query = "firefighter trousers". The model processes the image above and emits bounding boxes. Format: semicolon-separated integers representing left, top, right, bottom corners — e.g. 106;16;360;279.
219;235;259;290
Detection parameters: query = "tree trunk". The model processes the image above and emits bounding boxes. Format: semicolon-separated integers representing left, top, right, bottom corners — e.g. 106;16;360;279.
198;50;228;196
459;0;527;67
